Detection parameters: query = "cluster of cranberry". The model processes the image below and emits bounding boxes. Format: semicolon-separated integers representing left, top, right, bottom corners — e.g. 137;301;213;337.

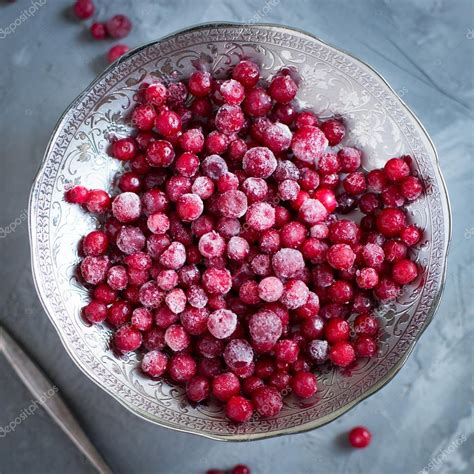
66;58;423;423
72;0;131;63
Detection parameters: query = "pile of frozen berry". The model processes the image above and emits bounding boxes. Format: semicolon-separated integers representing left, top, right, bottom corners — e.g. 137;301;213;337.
66;59;423;423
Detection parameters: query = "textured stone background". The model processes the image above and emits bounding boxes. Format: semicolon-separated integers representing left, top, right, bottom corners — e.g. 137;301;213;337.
0;1;473;473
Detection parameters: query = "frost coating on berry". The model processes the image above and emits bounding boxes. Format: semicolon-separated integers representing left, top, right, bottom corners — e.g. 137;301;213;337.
192;176;215;199
199;231;226;258
262;122;292;153
165;288;187;314
246;202;275;231
272;248;305;278
112;192;141;223
224;339;254;371
80;256;109;285
202;267;232;295
241;178;268;203
207;309;237;339
242;147;277;178
114;325;142;353
165;324;190;351
291;125;328;164
215;104;245;135
249;310;282;351
218;190;248;218
201;154;228;180
159;242;186;269
141;350;168;377
176;193;204;222
139;281;165;308
281;279;309;309
227;236;250;261
299;198;328;225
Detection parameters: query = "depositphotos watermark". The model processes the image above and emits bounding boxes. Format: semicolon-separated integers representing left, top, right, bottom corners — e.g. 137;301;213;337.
0;386;58;438
247;0;281;25
0;0;48;40
0;209;28;239
418;434;467;473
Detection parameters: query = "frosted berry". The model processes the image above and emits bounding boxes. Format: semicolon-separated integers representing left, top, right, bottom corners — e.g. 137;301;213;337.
168;353;197;383
268;74;298;104
252;386;283;417
232;60;260;88
86;189;111;214
141;350;168;377
188;71;212;97
106;14;132;39
324;318;350;344
208;309;237;339
242;147;277;178
112;192;141;223
212;372;240;402
249;310;282;352
186;375;210;402
83;300;107;324
243;87;272;117
320;119;345;146
291;125;328;164
376;208;406;237
114;325;142;353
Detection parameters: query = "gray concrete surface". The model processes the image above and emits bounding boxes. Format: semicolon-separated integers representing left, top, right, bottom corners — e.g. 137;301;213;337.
0;0;473;473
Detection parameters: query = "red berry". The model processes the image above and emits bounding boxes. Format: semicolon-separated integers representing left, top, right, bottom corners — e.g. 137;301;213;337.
83;300;107;324
401;225;421;246
400;176;423;200
338;147;361;172
186;375;210;402
232;60;260;87
106;14;132;39
292;125;328;164
252;386;283;417
231;465;251;474
212;372;240;402
114;325;142;353
355;336;378;357
376;208;407;237
392;259;418;285
188;71;212;97
107;44;129;63
329;341;356;367
73;0;94;20
83;230;109;256
291;371;317;398
168;353;197;383
268;74;298;104
66;185;90;204
384;157;410;182
320;119;345;146
226;396;254;423
141;350;168;377
90;22;107;40
348;426;372;448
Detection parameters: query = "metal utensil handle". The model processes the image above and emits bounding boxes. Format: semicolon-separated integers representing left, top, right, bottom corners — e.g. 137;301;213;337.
0;326;112;474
